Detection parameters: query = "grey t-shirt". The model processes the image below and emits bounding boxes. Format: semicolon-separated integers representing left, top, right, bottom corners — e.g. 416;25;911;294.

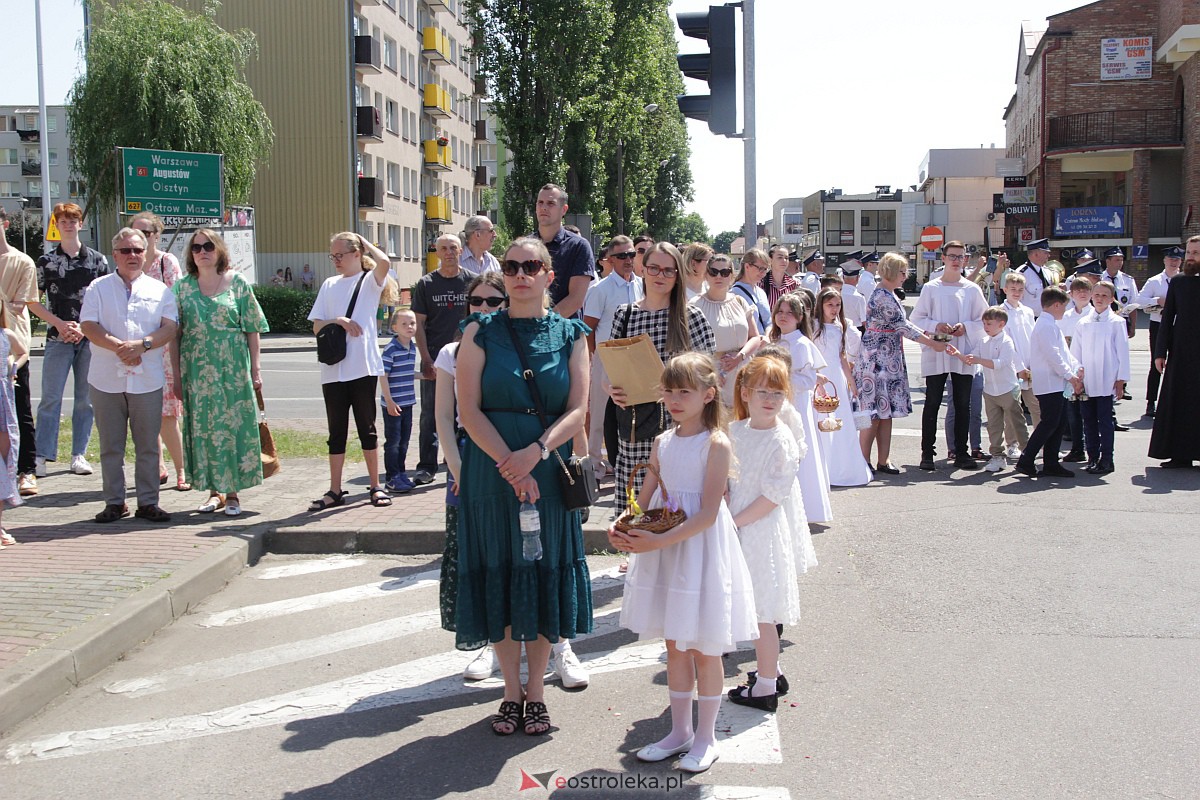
411;268;476;361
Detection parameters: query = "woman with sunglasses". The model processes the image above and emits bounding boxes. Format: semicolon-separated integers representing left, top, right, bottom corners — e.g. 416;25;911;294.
170;229;269;517
306;232;396;511
732;249;773;334
681;242;714;299
130;212;189;491
454;237;592;736
690;254;756;405
608;242;716;496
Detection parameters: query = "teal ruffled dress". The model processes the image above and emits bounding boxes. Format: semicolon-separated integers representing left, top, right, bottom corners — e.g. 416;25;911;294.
454;311;594;651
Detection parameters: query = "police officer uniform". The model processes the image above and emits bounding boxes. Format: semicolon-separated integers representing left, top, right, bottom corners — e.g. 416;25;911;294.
839;260;867;329
797;250;823;296
1017;238;1053;317
1099;246;1139;333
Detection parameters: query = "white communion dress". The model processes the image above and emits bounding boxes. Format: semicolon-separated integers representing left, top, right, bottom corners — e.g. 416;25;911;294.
779;330;833;522
620;428;760;656
813;322;873;486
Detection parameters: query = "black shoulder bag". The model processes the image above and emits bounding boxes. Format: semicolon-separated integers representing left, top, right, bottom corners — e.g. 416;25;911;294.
501;313;598;512
316;271;369;365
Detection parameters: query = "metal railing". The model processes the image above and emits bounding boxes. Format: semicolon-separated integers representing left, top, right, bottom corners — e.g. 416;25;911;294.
1047;109;1182;151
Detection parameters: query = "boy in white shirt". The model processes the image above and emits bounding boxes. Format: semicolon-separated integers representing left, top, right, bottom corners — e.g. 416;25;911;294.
1016;286;1084;479
947;306;1028;473
1069;281;1130;475
999;273;1037;427
1057;276;1094;461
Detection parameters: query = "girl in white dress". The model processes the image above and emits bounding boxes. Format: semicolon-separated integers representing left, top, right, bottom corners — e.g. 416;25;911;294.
737;294;834;522
811;289;874;486
0;307;26;549
610;353;758;774
726;353;817;712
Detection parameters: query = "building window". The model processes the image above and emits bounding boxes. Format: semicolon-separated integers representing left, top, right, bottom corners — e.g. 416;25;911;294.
69;179;85;197
383;36;397;72
0;182;19;197
808;218;820;233
860;209;896;247
783;211;803;236
400;47;409;83
387;162;401;196
385;100;399;135
388;225;402;257
49;180;60;198
27;180;41;197
402;111;409;142
46;116;56;133
23;114;37;129
1;149;16;165
825;210;854;247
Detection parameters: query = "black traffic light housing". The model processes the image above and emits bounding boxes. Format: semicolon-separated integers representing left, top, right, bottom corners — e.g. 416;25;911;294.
676;5;738;137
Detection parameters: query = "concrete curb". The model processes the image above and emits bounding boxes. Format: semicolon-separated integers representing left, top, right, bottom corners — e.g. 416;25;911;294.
0;526;267;736
267;525;613;555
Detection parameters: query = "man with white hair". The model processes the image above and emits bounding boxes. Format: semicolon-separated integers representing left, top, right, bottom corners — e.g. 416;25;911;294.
460;215;500;274
411;233;476;484
79;228;178;523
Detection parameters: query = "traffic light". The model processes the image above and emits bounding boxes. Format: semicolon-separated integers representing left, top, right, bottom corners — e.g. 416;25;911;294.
676;4;738;137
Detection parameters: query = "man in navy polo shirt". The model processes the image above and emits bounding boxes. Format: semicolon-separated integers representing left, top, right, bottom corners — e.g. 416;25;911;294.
531;184;595;319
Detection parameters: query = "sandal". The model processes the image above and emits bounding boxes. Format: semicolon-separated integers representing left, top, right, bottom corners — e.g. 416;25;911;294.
95;504;130;524
176;475;192;491
309;490;348;512
369;487;392;507
491;700;523;736
197;495;225;513
0;529;16;546
159;471;169;486
523;700;551;735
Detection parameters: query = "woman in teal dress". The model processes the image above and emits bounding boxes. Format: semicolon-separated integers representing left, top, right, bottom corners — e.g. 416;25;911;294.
455;236;592;737
171;229;269;517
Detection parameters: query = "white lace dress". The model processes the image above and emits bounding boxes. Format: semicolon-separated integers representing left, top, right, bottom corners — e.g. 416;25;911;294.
813;322;873;486
620;428;759;655
728;418;816;624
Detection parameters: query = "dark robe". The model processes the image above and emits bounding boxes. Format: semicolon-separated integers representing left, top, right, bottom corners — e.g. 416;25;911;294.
1148;275;1200;460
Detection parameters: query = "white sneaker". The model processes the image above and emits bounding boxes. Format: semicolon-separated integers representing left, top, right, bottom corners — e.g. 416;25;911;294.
70;455;94;475
463;645;498;680
985;455;1005;473
1005;444;1021;460
551;641;589;688
34;456;47;478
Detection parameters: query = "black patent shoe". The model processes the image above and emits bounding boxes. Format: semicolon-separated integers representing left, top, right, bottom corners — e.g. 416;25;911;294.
746;671;789;696
728;684;778;712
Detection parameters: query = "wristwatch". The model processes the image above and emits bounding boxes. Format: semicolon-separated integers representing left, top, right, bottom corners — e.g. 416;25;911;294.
142;337;153;351
534;439;549;460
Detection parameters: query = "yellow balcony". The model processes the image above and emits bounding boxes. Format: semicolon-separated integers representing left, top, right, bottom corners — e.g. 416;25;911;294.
422;27;451;66
426;251;440;273
423;84;452;119
425;195;452;224
423;140;452;171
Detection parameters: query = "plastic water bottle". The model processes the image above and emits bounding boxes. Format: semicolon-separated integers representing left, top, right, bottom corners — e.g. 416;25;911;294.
519;499;543;561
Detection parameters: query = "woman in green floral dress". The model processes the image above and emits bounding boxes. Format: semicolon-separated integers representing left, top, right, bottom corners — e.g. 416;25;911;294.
170;229;269;517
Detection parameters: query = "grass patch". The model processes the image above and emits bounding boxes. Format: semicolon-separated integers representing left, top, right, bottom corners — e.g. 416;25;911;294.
50;419;366;463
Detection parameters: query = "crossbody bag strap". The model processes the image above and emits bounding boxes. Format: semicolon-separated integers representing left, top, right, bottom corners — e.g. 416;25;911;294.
501;312;576;485
344;271;369;318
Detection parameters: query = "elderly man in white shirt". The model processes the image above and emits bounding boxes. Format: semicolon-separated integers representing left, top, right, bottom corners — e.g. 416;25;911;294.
582;235;643;475
80;227;179;524
459;214;500;274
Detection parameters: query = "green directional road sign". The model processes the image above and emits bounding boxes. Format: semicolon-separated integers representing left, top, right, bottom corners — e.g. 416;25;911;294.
121;147;223;218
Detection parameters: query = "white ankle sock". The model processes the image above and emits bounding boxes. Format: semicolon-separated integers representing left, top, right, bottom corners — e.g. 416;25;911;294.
751;675;777;697
654;689;694;749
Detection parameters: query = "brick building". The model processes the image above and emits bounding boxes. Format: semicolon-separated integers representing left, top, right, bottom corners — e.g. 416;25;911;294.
1003;0;1200;277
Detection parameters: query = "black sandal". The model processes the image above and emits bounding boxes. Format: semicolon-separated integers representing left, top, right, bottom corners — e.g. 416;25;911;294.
491;700;523;736
369;487;392;507
523;700;551;735
95;504;129;524
308;490;347;512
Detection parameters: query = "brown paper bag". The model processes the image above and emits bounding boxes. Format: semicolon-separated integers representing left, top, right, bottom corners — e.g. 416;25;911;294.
597;334;665;406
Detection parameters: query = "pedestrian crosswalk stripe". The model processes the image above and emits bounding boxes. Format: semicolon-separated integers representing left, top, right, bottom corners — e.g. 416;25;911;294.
703;787;791;799
194;568;441;627
713;703;783;763
251;556;374;580
105;610;442;697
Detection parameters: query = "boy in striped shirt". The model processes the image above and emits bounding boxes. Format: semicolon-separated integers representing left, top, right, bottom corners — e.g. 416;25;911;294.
380;309;419;493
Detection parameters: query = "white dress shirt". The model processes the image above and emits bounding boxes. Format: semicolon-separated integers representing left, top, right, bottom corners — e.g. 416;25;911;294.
857;270;877;298
1069;308;1130;398
460;248;500;274
1056;302;1091;340
797;271;822;296
840;285;866;327
971;331;1020;397
80;272;178;394
1029;313;1080;395
1135;270;1173;323
910;277;988;377
584;270;643;345
1002;300;1035;387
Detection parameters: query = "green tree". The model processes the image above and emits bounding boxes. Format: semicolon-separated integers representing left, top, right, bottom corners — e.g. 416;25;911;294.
712;229;740;255
3;210;44;255
68;0;274;213
666;211;709;247
468;0;612;234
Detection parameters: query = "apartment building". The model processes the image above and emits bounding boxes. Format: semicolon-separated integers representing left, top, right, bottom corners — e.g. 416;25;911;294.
0;105;91;242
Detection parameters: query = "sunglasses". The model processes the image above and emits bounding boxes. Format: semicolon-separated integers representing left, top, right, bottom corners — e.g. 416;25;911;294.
468;295;505;308
706;266;733;278
191;241;217;253
645;264;677;278
115;247;145;256
610;251;637;261
501;259;545;276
